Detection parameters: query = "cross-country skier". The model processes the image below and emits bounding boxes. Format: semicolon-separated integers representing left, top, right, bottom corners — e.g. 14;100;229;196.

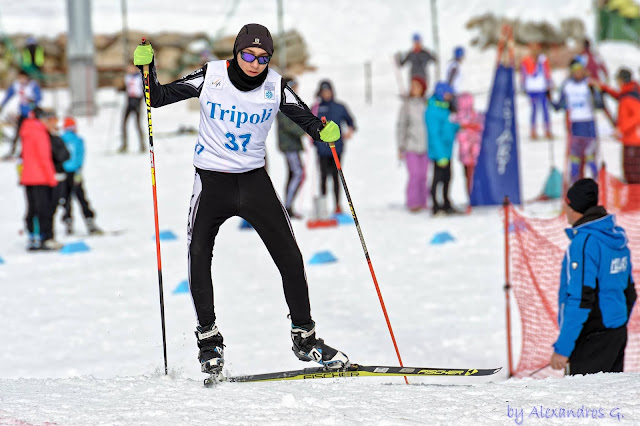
0;69;42;159
120;64;145;153
395;33;437;93
520;43;553;140
133;23;349;378
550;58;603;184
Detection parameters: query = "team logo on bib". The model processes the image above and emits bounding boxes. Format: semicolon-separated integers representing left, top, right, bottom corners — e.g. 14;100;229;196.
265;82;275;99
210;76;224;89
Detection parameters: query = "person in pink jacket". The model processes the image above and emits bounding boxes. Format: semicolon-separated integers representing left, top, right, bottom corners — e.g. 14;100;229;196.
453;92;484;203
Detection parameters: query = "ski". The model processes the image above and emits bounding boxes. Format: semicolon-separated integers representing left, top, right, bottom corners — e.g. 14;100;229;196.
204;364;502;385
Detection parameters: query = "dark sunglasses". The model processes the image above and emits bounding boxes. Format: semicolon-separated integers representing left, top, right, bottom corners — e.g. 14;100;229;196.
240;51;271;65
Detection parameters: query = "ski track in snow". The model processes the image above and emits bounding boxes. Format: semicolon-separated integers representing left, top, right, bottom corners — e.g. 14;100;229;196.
1;1;640;425
0;373;639;425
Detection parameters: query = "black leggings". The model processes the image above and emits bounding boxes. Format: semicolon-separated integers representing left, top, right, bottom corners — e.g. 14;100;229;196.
318;155;341;208
431;161;451;210
187;167;311;327
9;115;26;155
122;97;144;150
25;185;54;240
59;172;95;221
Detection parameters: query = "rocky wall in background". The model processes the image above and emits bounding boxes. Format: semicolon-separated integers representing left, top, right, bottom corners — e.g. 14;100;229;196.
0;30;311;88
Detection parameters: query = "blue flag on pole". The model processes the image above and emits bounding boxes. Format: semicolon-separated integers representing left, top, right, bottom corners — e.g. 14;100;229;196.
470;63;521;205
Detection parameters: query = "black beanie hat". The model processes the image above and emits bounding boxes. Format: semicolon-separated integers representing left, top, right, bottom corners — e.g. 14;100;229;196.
566;178;599;214
316;80;334;97
617;68;632;83
233;23;274;57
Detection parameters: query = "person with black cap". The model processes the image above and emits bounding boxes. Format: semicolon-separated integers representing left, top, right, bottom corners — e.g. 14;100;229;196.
133;23;348;379
311;79;355;214
550;178;636;375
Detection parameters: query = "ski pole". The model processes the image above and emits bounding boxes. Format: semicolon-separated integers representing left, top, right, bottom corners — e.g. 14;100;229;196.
528;363;550;377
140;37;168;375
322;117;408;384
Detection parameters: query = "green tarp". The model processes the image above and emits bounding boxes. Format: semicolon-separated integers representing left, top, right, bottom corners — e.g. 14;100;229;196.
598;7;640;43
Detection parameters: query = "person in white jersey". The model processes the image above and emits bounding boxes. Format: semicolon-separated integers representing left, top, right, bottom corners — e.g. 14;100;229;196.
445;46;464;95
0;69;42;159
551;58;604;184
134;24;349;377
120;64;145;153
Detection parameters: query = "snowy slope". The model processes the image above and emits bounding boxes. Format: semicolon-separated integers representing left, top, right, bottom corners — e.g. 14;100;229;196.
1;1;640;425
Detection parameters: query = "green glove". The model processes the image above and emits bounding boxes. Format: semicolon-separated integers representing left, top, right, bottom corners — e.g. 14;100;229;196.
319;120;340;143
436;158;450;167
133;43;154;66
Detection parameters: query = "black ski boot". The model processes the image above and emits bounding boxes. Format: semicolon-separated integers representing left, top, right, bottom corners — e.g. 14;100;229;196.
291;321;349;370
196;323;224;376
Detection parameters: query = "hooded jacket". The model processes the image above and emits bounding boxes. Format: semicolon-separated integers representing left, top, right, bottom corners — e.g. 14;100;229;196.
19;118;57;187
425;88;460;162
452;92;484;166
554;206;637;357
311;89;355;158
396;96;427;154
61;130;85;172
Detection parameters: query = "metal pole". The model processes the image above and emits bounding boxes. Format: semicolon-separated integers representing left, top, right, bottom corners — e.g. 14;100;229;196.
503;196;514;378
66;0;96;116
122;0;129;68
430;0;441;80
277;0;286;71
364;61;372;104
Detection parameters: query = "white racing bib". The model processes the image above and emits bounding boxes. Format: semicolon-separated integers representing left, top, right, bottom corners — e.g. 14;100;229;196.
563;79;594;123
194;60;281;172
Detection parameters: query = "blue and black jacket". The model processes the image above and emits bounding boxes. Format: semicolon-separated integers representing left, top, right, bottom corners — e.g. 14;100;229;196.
554;206;637;357
313;99;355;157
61;130;85;173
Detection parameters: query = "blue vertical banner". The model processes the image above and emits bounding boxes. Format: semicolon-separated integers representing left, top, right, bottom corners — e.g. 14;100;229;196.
470;64;521;205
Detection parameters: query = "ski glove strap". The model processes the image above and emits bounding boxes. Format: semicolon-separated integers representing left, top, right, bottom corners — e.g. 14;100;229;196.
134;44;154;66
319;121;341;143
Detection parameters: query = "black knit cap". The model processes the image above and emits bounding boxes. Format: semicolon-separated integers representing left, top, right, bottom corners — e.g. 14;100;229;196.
566;178;599;214
617;68;632;83
233;23;274;56
316;80;334;96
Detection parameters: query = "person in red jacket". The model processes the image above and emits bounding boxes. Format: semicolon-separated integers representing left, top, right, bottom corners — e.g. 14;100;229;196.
19;108;62;250
595;68;640;183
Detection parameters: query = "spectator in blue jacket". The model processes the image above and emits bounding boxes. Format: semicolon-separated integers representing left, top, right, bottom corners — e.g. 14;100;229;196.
0;69;42;159
311;80;356;214
59;117;102;235
551;179;636;375
425;82;460;215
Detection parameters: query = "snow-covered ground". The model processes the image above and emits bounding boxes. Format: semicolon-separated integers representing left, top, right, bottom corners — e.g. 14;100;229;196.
1;1;640;425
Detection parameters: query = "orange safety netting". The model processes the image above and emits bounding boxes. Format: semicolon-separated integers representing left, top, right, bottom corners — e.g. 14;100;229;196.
599;166;640;213
505;170;640;378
